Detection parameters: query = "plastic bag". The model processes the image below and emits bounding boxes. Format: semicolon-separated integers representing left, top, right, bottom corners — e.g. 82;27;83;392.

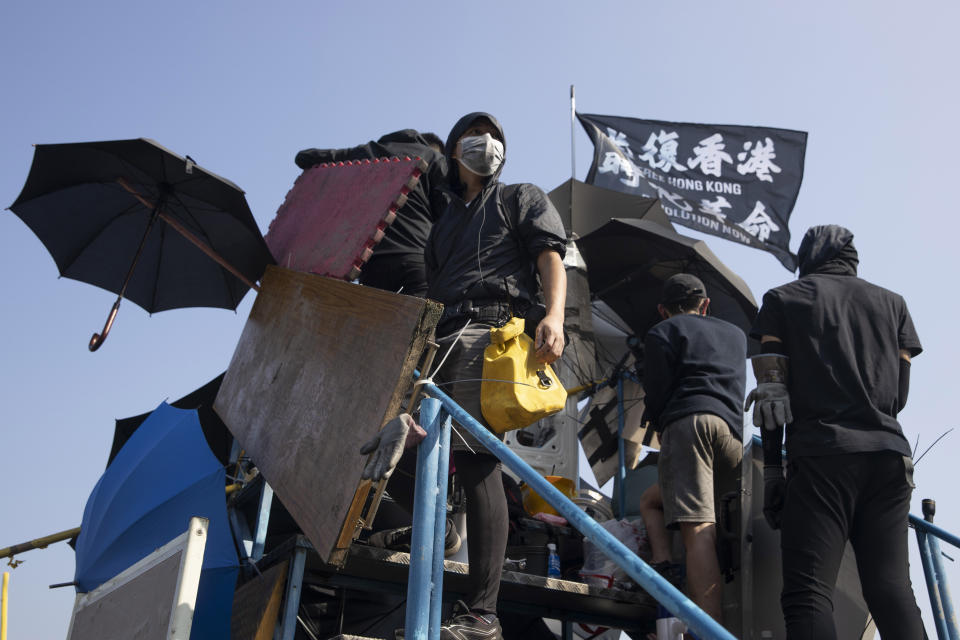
579;518;650;589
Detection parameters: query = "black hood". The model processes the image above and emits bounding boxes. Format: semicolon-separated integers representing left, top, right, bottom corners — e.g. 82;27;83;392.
445;111;506;192
797;224;859;277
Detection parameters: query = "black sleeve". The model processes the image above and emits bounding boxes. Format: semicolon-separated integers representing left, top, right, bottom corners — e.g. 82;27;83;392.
751;290;786;341
898;297;923;358
294;140;380;169
514;184;567;260
761;425;784;467
898;357;911;412
642;331;675;429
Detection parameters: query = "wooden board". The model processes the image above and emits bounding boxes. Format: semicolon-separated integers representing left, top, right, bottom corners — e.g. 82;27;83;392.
230;560;288;640
214;266;441;565
265;157;426;280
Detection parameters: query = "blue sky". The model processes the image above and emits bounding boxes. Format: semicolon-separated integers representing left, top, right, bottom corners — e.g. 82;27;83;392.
1;1;957;637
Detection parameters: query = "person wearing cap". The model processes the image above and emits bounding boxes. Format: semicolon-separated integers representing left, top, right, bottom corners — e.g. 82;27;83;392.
747;225;924;639
637;273;746;625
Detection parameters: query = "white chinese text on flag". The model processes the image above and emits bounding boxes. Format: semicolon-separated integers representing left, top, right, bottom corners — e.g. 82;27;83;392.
578;113;807;271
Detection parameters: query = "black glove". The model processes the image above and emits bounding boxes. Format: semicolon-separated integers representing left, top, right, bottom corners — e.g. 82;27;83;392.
763;465;786;530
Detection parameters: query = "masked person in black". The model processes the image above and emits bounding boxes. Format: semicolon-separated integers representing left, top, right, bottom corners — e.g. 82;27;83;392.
637;274;746;625
409;112;566;640
747;225;925;639
295;130;446;296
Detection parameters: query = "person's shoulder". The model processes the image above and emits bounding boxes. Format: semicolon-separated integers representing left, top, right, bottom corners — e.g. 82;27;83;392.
704;315;747;343
504;182;550;201
852;276;902;298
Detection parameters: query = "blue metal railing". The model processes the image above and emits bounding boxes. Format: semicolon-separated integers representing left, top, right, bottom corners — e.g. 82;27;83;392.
404;382;736;640
912;513;960;640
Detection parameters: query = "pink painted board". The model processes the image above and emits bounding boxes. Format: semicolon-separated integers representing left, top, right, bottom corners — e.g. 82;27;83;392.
265;156;426;279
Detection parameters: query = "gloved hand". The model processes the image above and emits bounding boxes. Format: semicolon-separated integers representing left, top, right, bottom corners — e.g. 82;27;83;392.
359;414;422;481
763;465;786;530
744;383;794;431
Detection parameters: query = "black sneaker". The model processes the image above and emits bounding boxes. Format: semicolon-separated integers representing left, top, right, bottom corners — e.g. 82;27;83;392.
368;518;461;557
439;600;502;640
649;560;685;589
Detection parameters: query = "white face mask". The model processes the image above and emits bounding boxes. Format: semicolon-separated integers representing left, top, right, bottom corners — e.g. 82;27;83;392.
458;133;504;176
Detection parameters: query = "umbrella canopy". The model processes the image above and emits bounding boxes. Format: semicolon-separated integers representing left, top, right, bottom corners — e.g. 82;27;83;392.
75;402;237;639
547;178;673;237
107;373;230;468
9;138;274;348
577;218;758;343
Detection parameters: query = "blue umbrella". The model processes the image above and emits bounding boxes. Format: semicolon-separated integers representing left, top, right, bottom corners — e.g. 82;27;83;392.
74;402;238;639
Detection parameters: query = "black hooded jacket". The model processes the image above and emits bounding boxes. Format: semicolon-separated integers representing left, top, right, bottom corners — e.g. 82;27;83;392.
294;130;447;265
752;225;922;457
424;112;566;311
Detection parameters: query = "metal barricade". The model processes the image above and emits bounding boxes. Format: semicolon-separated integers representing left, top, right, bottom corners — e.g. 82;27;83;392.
403;383;736;640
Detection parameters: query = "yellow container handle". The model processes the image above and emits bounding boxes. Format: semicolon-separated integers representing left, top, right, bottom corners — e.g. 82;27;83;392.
488;317;525;345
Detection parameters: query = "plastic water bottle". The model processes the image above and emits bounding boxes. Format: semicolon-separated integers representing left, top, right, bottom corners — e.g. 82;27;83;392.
546;543;561;578
656;604;686;640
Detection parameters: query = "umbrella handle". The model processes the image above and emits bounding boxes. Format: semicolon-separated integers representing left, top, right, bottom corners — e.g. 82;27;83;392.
89;299;121;352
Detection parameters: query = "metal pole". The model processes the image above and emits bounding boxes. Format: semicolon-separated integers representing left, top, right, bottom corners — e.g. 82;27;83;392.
921;499;960;640
429;408;452;639
929;535;960;640
0;527;81;561
570;85;577;180
251;483;274;562
911;515;960;550
616;375;627;518
278;544;307;640
406;398;442;640
422;381;736;640
1;572;8;640
918;530;950;640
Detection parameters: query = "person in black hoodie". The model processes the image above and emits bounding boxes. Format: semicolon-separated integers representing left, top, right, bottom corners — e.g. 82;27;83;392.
417;112;567;640
295;129;446;296
748;225;925;639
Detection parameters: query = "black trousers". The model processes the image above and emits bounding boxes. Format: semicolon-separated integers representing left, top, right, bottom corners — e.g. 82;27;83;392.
780;451;926;640
388;449;508;614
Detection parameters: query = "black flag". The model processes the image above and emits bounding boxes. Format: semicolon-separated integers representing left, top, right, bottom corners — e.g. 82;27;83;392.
578;113;807;271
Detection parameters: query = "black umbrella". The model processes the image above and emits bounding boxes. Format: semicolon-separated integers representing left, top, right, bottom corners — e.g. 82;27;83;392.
547;178;673;237
108;373;231;468
9;138;274;350
578;217;758;343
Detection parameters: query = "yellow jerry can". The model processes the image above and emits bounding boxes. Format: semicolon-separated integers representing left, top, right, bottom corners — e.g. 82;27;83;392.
481;317;567;433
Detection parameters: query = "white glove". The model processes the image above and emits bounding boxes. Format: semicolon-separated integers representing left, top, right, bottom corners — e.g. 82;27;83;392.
359;414;424;481
744;383;793;431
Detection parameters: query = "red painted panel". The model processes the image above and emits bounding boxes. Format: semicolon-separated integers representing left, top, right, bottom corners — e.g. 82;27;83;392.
265;157;425;279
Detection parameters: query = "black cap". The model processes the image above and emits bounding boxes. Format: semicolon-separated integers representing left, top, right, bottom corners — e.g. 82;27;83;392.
661;274;706;304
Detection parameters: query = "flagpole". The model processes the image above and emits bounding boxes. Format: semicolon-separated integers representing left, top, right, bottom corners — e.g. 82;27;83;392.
569;85;576;237
569;85;576;180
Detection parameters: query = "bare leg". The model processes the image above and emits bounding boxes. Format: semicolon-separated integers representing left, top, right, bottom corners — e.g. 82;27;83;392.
638;483;671;564
680;521;722;622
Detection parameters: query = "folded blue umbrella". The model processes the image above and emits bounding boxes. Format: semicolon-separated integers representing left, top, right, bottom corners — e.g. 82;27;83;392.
75;402;238;639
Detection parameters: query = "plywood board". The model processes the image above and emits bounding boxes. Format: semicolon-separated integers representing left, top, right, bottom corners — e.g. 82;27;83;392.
215;266;441;564
230;560;288;640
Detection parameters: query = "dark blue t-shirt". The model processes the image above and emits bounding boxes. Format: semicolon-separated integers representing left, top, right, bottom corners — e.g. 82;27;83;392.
643;314;747;438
